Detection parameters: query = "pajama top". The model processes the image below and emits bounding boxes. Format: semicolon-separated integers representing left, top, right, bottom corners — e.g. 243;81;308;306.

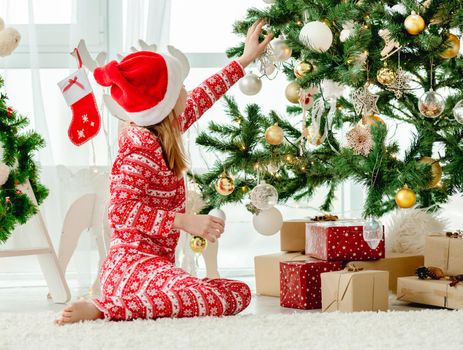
93;60;252;320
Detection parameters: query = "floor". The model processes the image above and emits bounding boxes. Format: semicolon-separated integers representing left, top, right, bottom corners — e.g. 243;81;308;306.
0;275;429;315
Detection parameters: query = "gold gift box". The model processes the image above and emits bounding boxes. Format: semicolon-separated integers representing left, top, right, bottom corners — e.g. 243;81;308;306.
348;253;424;292
280;219;313;252
424;235;463;276
397;276;463;310
254;252;313;297
321;270;389;312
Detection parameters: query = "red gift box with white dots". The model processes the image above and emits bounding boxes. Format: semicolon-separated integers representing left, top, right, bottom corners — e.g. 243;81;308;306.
305;221;385;261
280;260;343;309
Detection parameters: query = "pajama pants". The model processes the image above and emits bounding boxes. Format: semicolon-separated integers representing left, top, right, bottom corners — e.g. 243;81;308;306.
92;244;251;320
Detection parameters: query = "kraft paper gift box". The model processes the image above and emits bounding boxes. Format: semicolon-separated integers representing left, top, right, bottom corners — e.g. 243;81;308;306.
348;253;424;291
254;252;313;297
280;260;343;309
397;276;463;310
321;269;389;312
424;235;463;276
280;219;313;252
306;220;385;261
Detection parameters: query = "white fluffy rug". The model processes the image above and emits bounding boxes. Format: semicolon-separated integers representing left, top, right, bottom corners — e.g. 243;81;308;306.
2;310;463;350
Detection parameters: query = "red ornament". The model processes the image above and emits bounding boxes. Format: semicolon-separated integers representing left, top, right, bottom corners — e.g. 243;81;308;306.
5;196;11;203
7;107;13;117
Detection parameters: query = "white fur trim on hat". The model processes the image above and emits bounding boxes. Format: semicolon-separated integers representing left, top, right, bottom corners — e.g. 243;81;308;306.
127;53;185;127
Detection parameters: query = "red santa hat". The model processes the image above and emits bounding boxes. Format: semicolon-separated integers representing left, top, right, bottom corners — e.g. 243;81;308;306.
93;46;190;126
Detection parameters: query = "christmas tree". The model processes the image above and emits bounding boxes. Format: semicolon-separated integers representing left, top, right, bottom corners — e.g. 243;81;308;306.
192;0;463;219
0;75;48;242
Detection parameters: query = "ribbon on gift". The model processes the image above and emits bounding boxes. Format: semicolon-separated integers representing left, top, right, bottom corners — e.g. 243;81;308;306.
345;263;364;272
63;76;85;92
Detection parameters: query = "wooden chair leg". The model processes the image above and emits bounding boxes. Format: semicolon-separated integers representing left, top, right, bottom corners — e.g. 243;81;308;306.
202;240;220;279
57;194;96;278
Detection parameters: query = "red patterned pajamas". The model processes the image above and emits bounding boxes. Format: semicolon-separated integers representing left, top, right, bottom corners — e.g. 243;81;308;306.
93;61;251;321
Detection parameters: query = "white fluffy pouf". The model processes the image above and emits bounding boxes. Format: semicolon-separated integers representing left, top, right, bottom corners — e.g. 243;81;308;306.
2;310;463;350
384;208;447;254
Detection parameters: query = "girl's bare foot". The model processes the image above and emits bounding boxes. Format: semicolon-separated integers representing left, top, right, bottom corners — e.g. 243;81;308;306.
55;300;103;325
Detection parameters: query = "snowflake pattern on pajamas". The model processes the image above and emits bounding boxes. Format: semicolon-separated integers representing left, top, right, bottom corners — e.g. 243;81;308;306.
92;61;251;321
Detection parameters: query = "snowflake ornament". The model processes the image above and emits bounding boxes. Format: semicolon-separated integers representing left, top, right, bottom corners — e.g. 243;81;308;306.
346;124;374;156
385;68;409;99
352;85;379;116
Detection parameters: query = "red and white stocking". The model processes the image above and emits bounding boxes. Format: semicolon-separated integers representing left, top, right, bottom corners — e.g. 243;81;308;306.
58;69;101;146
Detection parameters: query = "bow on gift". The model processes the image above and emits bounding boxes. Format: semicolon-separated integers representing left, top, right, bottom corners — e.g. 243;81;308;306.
63;76;85;92
446;231;463;239
345;263;364;272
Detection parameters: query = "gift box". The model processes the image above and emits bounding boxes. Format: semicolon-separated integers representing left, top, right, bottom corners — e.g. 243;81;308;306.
348;253;424;291
254;252;312;297
321;269;389;312
280;260;343;309
280;219;312;252
397;276;463;310
424;235;463;276
306;220;385;261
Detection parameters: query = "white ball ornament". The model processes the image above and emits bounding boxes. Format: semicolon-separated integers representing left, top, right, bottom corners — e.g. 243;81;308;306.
239;73;262;96
270;36;292;62
208;208;226;221
299;21;333;52
250;182;278;210
453;100;463;125
253;207;283;236
0;163;10;186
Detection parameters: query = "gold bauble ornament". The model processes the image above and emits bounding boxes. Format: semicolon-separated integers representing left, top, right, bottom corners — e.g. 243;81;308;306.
419;156;442;188
214;172;235;196
404;12;425;36
362;114;385;126
440;33;461;59
377;66;396;85
190;236;207;253
395;186;417;208
265;123;284;145
241;185;250;193
285;82;301;104
294;61;313;78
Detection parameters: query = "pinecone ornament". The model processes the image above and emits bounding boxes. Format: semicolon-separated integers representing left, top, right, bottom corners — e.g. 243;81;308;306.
416;266;429;279
427;266;445;280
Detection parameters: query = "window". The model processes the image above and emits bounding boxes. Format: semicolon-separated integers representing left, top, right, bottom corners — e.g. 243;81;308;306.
0;0;106;68
170;0;265;54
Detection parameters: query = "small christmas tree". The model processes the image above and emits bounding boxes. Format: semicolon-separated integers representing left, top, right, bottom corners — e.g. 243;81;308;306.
0;75;48;242
193;0;463;218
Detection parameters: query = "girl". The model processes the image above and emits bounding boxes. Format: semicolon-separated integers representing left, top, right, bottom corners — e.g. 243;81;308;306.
57;19;272;324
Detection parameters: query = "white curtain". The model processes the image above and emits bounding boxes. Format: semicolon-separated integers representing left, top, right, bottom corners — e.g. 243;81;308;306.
0;0;116;293
0;0;183;293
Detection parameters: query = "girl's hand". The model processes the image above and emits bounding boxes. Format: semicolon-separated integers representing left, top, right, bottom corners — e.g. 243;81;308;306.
173;213;225;243
238;19;273;68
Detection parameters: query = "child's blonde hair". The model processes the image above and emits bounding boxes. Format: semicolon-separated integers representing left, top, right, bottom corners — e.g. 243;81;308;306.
147;111;188;177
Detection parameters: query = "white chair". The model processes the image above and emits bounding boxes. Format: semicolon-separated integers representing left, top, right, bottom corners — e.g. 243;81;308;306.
0;180;71;303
